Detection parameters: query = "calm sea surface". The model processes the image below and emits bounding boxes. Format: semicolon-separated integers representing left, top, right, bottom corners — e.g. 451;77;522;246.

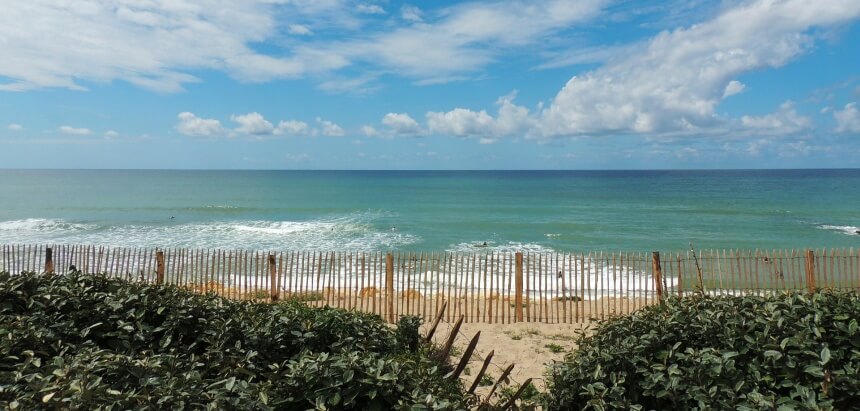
0;169;858;252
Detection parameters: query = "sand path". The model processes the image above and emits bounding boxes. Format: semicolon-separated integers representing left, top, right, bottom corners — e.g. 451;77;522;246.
423;321;595;402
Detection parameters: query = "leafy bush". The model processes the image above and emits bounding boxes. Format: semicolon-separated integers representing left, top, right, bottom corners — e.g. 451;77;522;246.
0;272;468;409
547;292;860;410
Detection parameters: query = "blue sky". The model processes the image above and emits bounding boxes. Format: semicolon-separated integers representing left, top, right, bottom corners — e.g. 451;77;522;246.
1;0;860;169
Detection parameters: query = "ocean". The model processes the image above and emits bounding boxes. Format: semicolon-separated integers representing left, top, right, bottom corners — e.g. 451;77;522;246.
0;169;858;253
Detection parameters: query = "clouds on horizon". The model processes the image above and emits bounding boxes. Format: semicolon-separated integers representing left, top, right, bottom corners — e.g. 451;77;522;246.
58;125;93;136
176;112;344;138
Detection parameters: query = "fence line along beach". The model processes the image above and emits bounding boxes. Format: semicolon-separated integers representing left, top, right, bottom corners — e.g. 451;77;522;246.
4;243;858;324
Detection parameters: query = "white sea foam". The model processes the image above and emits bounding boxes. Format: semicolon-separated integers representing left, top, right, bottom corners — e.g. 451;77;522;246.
817;225;860;236
0;213;417;252
0;218;96;232
446;241;556;254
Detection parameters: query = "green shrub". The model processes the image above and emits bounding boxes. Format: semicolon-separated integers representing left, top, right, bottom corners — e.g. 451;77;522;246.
0;272;468;409
396;316;422;352
547;292;860;410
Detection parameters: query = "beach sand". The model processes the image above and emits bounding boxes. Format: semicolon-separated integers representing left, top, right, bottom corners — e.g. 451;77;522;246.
423;321;592;399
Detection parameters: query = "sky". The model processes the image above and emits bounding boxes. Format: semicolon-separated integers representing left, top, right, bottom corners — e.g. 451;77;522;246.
1;0;860;170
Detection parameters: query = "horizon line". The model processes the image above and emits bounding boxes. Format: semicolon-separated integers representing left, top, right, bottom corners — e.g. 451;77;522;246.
1;167;859;172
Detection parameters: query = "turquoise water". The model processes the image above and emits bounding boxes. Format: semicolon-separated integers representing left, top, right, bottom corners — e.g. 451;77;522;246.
0;169;858;252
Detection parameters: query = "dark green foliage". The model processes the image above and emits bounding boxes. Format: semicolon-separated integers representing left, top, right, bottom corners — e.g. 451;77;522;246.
0;272;468;410
547;292;860;410
395;316;422;352
498;382;546;410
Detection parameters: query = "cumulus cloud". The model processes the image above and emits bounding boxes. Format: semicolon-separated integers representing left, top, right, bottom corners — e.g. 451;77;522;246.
277;120;312;136
740;102;811;135
723;80;746;98
427;109;495;136
426;92;533;138
316;118;345;136
381;113;423;136
7;123;23;131
538;0;860;137
180;111;337;138
58;126;93;135
360;125;379;137
175;112;225;137
104;130;119;138
232;112;275;135
413;0;857;141
834;103;860;133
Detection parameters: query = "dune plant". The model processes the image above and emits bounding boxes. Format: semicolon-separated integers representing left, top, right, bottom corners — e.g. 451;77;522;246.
0;271;469;409
547;292;860;410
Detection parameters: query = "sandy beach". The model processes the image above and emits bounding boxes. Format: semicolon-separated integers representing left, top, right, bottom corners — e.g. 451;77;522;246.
423;320;593;401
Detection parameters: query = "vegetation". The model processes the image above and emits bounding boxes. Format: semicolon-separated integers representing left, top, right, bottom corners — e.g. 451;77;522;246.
0;271;469;410
544;344;564;354
547;292;860;410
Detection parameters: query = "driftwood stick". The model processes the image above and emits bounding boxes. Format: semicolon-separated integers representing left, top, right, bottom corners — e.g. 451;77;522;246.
499;378;534;410
425;300;449;342
467;350;495;394
449;331;481;380
482;363;515;407
438;315;464;360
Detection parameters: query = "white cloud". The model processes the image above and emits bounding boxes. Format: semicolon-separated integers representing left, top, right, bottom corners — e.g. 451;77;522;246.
357;4;385;14
316;118;345;136
288;24;313;35
7;123;23;131
104;130;119;138
0;0;607;92
834;103;860;133
425;92;533;138
230;113;316;136
180;111;329;138
381;113;422;135
0;1;348;92
538;0;860;137
401;5;423;22
723;80;746;98
277;120;312;136
740;102;811;135
361;125;379;137
176;112;225;137
232;112;275;135
58;126;92;135
427;109;495;136
332;0;606;81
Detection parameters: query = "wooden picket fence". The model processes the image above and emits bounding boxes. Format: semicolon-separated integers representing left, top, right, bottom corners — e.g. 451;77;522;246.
2;244;859;324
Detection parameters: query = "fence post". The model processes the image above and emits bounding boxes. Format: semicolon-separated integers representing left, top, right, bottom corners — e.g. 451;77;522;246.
156;250;165;285
515;252;524;322
268;254;279;301
652;252;664;304
386;252;395;323
44;247;54;274
805;249;816;294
